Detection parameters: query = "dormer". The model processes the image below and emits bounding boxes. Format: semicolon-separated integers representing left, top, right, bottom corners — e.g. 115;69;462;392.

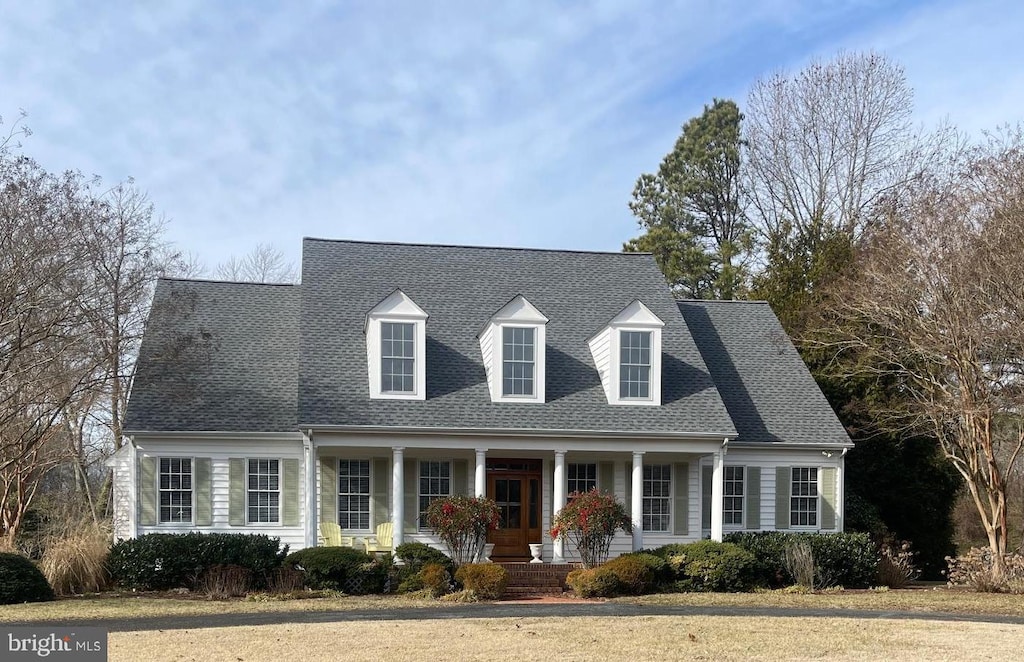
365;290;428;400
588;300;664;406
478;295;548;403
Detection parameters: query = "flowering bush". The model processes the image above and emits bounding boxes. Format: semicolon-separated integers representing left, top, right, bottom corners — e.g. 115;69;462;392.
425;496;501;566
946;547;1024;593
550;488;632;568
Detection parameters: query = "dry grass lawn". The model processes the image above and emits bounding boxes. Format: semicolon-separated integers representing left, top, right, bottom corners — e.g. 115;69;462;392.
111;615;1024;661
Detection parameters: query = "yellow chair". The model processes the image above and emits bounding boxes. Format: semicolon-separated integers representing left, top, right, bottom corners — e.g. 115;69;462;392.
364;522;394;555
319;522;354;547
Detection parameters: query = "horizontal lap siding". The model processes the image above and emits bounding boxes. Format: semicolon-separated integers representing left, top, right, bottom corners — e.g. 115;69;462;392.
110;450;132;541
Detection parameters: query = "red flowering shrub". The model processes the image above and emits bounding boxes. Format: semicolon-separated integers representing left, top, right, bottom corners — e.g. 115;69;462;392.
425;496;501;566
550;488;632;568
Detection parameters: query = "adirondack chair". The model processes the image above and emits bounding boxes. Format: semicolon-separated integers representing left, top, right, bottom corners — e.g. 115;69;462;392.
319;521;354;547
364;522;394;555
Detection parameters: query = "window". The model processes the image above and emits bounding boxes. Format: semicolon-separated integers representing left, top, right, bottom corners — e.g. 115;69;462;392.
418;460;451;527
791;467;819;527
619;331;651;399
567;463;596;496
723;466;744;526
381;322;415;393
642;464;671;532
158;457;193;524
338;460;370;530
247;459;280;524
502;326;535;396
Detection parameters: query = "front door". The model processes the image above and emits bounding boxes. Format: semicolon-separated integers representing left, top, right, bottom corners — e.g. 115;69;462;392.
486;459;542;560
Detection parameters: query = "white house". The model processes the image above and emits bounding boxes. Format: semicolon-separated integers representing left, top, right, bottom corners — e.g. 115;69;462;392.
110;238;852;562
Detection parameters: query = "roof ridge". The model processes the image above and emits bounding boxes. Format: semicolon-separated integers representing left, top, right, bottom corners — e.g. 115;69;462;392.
159;276;299;287
303;236;652;257
676;298;769;305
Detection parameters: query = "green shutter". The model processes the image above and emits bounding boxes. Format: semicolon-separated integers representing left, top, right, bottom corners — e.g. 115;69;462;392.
745;466;761;530
320;457;337;524
821;467;837;530
195;458;212;526
282;459;300;526
229;458;245;526
139;456;157;526
372;458;390;528
453;459;469;496
775;467;791;529
701;465;713;531
673;462;689;535
599;462;614;496
624;462;632;507
403;459;418;533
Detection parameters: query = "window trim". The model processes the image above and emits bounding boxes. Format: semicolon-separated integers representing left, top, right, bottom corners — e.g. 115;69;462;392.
618;329;653;401
601;302;663;407
157;455;195;527
789;466;821;529
336;458;373;532
642;463;672;533
366;290;428;401
566;462;597;496
380;321;416;395
417;459;453;530
500;325;537;398
722;465;745;530
245;458;283;526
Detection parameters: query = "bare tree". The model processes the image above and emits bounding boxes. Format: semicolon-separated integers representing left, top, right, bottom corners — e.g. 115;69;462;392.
215;243;297;283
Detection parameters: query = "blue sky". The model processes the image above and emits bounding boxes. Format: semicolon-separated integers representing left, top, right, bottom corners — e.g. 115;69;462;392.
2;0;1022;269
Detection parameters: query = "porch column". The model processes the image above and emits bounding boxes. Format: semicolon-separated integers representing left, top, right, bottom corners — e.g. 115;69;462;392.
392;447;405;550
475;449;487;497
631;452;644;551
552;450;567;562
710;447;725;542
303;434;317;548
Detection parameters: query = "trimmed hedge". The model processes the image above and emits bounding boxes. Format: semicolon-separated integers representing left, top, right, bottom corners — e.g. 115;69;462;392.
107;533;287;591
0;553;55;605
419;562;452;597
395;542;454;594
455;563;508;600
602;553;668;595
566;567;619;598
725;531;877;588
649;541;757;592
284;547;387;594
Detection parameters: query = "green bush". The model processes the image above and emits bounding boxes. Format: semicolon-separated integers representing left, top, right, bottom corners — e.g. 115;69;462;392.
454;563;508;600
0;553;55;605
284;547;386;594
725;531;877;588
650;541;757;592
566;567;620;598
107;533;288;591
394;543;454;594
602;553;668;595
419;562;452;597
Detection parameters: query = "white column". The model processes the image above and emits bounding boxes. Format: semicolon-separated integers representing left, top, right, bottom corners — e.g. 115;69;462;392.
711;448;725;542
838;448;848;532
475;449;487;498
552;450;567;563
631;452;644;551
392;447;405;551
304;434;317;548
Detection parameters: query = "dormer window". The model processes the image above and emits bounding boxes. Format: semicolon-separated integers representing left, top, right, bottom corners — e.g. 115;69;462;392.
588;300;664;406
366;290;427;400
619;330;651;399
479;295;547;403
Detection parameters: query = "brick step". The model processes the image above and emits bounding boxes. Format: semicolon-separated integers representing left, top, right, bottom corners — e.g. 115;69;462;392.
503;586;565;597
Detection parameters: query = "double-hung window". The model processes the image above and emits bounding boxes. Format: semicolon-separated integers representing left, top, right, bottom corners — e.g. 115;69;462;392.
502;327;535;396
619;331;652;399
381;321;415;393
247;459;280;524
791;468;819;526
338;460;370;530
159;458;193;524
418;460;451;527
642;464;671;532
723;466;744;526
567;463;596;496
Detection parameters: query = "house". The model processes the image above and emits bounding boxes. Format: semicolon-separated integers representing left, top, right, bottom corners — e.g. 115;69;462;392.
110;238;852;562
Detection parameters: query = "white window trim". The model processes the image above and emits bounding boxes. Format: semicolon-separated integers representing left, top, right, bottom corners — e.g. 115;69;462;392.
641;463;672;533
245;457;283;526
602;300;664;406
498;324;542;400
156;455;196;527
483;296;548;404
337;458;373;533
417;459;453;531
366;290;428;401
789;466;821;530
723;465;745;530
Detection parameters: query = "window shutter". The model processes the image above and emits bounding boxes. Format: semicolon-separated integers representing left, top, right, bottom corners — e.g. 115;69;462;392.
624;462;632;508
372;458;390;528
139;456;157;526
673;462;689;535
282;459;300;526
701;465;713;531
598;462;614;496
195;458;212;526
821;467;837;530
403;459;418;533
453;459;469;496
229;458;246;526
319;457;337;524
745;466;761;530
775;466;791;529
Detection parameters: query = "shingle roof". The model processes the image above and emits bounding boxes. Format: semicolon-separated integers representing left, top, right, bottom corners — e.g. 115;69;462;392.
678;300;852;446
298;239;736;436
124;279;299;432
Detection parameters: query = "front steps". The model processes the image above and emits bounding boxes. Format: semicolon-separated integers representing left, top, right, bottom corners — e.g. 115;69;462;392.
498;562;578;598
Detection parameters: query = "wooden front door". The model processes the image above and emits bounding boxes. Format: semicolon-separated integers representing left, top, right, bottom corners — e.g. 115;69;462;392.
486;459;542;560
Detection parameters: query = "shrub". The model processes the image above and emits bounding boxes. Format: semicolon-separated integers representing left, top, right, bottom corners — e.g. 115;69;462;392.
655;541;757;592
39;526;109;596
725;532;877;589
285;547;386;594
395;542;454;575
0;552;54;604
198;564;252;599
783;541;816;589
566;567;619;598
419;562;452;597
876;541;920;588
946;548;1024;593
550;488;632;568
602;553;667;595
454;563;508;600
425;496;501;566
266;566;305;593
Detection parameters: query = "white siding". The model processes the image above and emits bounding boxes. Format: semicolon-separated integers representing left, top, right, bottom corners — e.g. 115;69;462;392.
588;328;612;402
479;326;494;384
109;445;133;541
